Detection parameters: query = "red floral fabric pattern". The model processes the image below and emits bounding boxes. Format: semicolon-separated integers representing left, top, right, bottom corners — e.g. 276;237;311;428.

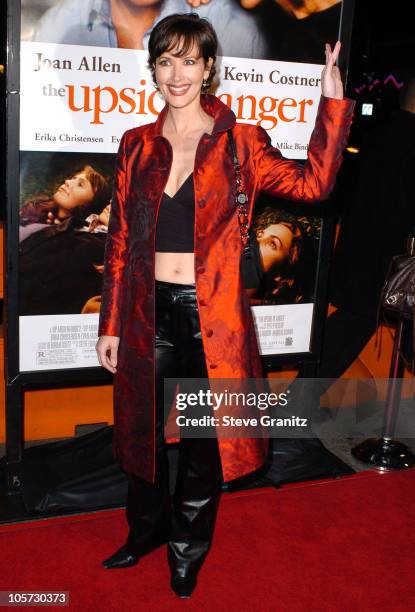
99;93;355;483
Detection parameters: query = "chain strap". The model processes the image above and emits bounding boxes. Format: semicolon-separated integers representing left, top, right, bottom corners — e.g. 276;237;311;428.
227;130;252;260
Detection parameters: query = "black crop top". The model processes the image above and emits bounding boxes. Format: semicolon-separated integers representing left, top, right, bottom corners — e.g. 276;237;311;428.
155;173;195;252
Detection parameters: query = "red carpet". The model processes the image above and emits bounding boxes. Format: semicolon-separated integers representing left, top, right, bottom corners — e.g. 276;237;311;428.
1;470;415;611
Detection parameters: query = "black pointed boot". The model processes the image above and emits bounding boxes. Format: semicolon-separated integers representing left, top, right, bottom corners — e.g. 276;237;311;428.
168;436;223;597
102;447;171;569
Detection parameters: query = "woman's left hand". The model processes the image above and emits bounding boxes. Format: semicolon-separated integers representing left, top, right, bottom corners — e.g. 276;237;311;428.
321;41;343;100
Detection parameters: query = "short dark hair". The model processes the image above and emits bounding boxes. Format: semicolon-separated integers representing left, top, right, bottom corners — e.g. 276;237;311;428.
148;13;218;93
253;208;305;267
252;207;319;304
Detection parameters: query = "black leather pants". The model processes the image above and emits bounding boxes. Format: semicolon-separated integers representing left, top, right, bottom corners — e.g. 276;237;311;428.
125;280;223;580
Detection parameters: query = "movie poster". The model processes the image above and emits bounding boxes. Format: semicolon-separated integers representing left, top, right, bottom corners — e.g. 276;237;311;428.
18;0;343;371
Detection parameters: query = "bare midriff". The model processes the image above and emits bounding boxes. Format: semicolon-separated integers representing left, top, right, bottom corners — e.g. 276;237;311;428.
155;252;195;284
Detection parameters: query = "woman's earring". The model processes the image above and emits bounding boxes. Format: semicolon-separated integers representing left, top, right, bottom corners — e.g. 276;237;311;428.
202;79;208;92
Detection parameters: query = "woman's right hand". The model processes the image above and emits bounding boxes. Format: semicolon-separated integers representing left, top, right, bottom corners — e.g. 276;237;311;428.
96;335;120;373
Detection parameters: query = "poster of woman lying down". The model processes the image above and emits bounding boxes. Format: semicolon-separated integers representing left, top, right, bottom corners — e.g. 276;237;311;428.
19;151;113;316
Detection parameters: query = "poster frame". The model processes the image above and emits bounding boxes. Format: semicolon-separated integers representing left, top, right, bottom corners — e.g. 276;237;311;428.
3;0;355;495
5;0;355;383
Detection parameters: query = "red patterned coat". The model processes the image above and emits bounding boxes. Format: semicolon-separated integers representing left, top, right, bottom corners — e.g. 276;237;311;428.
98;93;355;484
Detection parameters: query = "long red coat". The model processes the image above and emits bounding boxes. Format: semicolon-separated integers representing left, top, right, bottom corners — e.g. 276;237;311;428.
98;93;355;484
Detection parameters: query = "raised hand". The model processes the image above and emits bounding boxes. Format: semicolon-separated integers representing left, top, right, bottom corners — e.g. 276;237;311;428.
321;41;343;100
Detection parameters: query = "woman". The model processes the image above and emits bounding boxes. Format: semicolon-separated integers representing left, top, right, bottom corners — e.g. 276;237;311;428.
19;166;111;315
19;165;110;242
96;13;354;598
247;208;320;304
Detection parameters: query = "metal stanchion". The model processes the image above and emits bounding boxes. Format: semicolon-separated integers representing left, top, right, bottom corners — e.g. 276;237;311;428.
351;317;415;471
